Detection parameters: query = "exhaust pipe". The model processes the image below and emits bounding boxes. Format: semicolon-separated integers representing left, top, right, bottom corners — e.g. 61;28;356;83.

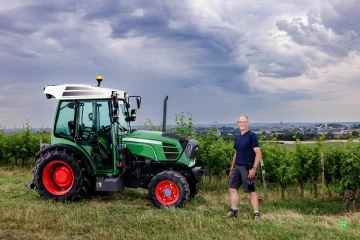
162;96;168;132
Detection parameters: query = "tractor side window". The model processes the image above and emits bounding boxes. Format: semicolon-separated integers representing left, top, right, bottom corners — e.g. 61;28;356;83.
77;100;110;133
54;101;76;141
78;101;93;134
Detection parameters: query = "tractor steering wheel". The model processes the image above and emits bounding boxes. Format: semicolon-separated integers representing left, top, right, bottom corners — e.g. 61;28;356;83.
99;125;111;134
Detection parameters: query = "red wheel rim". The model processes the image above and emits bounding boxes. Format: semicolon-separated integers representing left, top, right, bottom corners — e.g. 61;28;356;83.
42;160;74;195
155;180;179;205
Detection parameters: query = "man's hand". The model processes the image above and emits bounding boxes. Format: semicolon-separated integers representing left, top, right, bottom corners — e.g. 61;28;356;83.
248;169;256;179
228;168;233;176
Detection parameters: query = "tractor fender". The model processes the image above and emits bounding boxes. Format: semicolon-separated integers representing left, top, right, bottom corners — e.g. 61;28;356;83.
190;166;205;182
35;144;95;176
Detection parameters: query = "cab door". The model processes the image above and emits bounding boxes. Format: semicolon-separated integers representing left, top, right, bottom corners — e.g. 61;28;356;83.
76;99;113;172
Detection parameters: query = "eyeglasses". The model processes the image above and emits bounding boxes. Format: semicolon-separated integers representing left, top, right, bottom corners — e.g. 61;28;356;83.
237;121;248;124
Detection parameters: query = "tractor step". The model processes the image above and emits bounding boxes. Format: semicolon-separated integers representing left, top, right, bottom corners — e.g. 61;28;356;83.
95;176;124;192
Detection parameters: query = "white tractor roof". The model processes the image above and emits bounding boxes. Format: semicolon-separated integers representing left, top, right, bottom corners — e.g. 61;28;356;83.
43;84;127;100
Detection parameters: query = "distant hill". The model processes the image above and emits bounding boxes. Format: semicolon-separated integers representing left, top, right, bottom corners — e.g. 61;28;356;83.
4;122;360;132
4;128;52;133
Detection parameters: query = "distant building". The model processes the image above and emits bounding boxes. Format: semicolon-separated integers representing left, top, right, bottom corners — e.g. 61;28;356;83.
215;129;221;137
281;123;291;130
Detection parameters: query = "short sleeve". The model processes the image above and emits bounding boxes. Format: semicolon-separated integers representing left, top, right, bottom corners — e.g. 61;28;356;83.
252;133;259;148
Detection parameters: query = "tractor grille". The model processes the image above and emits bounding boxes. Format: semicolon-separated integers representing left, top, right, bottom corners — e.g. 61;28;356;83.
162;142;180;160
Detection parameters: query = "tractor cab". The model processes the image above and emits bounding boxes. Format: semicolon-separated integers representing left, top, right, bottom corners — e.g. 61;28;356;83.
43;77;139;174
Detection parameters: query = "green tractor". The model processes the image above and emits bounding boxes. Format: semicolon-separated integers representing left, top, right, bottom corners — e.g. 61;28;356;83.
29;76;203;207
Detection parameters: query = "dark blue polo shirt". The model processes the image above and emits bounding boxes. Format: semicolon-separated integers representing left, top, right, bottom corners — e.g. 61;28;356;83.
234;130;259;165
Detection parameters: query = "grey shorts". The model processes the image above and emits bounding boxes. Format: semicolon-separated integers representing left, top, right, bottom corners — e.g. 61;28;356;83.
228;164;256;193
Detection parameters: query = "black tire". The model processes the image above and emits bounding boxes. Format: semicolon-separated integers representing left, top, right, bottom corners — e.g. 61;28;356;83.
33;148;91;201
189;182;200;198
148;171;190;208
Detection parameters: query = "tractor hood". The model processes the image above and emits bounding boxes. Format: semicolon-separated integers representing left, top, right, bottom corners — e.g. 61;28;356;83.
121;130;198;165
122;130;190;150
124;130;163;141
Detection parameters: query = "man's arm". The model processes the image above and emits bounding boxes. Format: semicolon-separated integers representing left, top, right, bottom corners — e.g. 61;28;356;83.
229;152;236;175
253;147;262;168
248;147;262;179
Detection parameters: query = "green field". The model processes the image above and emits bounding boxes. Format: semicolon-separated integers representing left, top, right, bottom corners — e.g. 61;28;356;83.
278;141;349;149
0;167;359;240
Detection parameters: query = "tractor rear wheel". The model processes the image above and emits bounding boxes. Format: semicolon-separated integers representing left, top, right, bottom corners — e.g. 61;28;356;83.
33;148;91;201
148;171;190;208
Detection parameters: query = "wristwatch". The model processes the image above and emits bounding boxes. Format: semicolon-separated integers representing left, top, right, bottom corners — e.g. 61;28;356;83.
252;167;257;171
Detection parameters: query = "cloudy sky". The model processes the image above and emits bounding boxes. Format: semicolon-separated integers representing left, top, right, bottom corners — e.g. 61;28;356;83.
1;0;360;128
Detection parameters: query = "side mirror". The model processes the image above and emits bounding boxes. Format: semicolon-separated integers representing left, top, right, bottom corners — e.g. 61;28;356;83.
125;109;137;122
130;109;137;121
127;96;141;109
136;97;141;109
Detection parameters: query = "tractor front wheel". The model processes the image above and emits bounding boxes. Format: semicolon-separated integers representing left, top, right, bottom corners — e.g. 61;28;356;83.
33;148;91;201
148;171;190;208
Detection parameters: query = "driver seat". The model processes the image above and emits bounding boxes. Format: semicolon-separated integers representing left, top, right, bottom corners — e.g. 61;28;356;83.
68;121;83;138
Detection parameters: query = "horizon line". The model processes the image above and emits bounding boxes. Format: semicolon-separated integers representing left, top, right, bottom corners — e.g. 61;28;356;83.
2;121;360;129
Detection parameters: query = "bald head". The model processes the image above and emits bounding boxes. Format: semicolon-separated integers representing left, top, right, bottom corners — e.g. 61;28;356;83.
238;115;248;121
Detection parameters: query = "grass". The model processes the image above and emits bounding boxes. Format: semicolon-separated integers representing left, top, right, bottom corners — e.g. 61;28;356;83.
0;167;359;240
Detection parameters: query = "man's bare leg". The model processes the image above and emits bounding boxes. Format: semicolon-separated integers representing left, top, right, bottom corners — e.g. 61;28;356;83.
230;188;238;209
250;191;261;220
249;191;259;212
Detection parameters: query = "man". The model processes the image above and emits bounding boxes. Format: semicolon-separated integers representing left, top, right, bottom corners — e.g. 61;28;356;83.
225;115;262;220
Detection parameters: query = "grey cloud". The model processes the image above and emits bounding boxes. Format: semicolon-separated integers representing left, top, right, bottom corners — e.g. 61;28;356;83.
276;1;360;58
83;0;202;44
2;46;42;59
175;64;251;95
9;1;309;95
321;1;360;36
307;11;321;24
278;91;313;101
276;18;317;36
0;2;77;35
2;0;360;127
81;0;254;93
276;17;351;57
255;54;307;78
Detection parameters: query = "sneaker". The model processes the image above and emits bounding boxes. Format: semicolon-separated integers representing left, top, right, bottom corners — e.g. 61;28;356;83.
254;212;261;221
223;209;238;218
